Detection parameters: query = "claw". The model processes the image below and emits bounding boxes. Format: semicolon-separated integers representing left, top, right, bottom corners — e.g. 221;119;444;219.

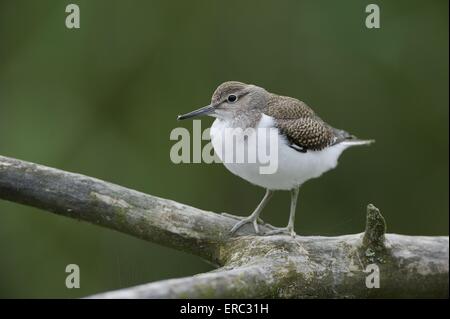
222;213;266;225
265;226;297;238
229;216;260;235
253;219;259;234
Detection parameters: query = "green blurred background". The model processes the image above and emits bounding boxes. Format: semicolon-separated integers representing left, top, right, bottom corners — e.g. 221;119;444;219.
0;0;448;298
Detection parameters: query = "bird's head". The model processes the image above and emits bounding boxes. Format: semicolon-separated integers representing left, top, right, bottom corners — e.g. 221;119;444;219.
177;81;268;121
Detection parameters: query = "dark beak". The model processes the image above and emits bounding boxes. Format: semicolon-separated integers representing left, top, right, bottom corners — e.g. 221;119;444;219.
177;104;215;120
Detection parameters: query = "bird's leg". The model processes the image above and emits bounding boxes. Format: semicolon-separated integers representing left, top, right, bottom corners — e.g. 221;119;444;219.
229;189;274;235
265;187;299;237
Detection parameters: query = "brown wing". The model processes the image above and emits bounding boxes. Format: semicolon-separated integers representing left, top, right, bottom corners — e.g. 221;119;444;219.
266;94;315;119
275;117;337;151
265;94;352;151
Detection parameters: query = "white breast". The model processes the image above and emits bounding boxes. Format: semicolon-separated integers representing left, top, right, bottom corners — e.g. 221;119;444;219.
210;114;350;190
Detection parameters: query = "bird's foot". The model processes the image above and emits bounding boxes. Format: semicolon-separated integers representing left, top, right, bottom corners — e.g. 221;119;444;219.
229;215;261;235
265;226;297;238
221;213;266;225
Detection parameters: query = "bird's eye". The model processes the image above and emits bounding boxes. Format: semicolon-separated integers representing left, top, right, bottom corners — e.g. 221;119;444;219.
227;94;238;103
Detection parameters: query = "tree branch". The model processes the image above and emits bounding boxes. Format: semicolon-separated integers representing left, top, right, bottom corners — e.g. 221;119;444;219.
0;155;448;298
88;266;274;299
0;155;260;263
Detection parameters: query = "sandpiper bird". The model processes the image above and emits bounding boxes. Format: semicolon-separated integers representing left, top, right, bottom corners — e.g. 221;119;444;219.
178;81;373;237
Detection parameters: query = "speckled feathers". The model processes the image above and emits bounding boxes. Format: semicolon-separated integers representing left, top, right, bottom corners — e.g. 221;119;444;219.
210;81;357;151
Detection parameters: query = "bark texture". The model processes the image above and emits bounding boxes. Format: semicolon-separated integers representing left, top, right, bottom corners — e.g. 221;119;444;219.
0;155;448;298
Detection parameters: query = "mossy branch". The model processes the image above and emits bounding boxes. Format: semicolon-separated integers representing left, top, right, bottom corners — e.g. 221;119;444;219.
0;155;448;298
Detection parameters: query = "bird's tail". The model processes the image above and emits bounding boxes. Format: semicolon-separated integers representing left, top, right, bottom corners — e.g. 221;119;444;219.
333;129;374;147
341;139;375;147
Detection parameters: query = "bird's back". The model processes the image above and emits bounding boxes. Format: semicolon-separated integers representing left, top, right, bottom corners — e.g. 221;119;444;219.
265;93;362;152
